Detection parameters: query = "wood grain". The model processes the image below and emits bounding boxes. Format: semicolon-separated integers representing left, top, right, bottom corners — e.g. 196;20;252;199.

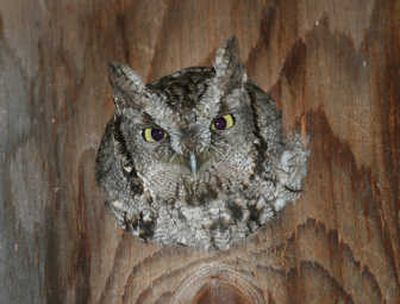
0;0;399;303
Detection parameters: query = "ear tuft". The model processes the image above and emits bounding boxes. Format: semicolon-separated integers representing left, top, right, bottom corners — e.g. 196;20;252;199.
213;36;247;90
108;62;146;110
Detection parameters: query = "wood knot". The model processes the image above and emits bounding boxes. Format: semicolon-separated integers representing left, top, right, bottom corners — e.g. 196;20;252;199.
171;263;265;304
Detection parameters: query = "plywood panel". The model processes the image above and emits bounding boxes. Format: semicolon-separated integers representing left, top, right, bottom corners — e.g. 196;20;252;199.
0;0;399;303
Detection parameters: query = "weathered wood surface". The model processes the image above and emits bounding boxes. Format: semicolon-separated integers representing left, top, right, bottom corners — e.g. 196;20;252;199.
1;0;399;303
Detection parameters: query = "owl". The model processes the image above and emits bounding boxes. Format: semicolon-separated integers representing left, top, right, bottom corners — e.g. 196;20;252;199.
96;37;308;250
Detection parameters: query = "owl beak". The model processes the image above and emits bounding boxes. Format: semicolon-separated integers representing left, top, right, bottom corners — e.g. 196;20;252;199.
188;152;198;175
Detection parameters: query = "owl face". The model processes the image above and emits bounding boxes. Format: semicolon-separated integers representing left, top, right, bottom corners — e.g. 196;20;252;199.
109;40;258;204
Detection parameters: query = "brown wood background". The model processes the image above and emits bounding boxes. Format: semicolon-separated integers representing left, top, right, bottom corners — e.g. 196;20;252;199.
1;0;399;303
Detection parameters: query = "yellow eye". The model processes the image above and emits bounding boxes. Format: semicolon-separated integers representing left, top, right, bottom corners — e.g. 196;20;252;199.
142;127;166;142
211;114;235;131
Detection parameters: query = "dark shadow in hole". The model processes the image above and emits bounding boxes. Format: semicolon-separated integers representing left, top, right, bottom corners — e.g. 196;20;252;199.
193;278;253;304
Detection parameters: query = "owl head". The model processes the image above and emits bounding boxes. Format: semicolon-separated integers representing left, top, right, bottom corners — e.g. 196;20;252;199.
108;37;260;205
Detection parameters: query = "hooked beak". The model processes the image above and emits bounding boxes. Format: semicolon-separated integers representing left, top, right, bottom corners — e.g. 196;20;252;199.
188;152;198;176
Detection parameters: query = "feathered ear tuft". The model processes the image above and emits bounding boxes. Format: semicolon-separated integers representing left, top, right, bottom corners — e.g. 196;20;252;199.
213;36;247;91
107;62;147;111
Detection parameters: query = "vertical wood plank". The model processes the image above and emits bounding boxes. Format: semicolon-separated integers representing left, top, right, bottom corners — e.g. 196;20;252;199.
0;0;398;303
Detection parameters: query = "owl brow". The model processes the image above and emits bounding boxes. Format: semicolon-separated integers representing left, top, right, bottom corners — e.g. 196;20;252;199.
138;113;165;130
141;106;180;131
217;102;239;115
141;112;154;124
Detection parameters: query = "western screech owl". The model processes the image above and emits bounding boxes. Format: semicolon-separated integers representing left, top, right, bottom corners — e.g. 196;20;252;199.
96;37;308;250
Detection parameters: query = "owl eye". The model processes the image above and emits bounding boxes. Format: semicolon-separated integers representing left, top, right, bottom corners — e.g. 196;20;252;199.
142;127;167;142
211;114;235;131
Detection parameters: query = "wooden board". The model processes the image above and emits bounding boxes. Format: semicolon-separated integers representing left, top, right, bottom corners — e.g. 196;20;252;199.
0;0;399;303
